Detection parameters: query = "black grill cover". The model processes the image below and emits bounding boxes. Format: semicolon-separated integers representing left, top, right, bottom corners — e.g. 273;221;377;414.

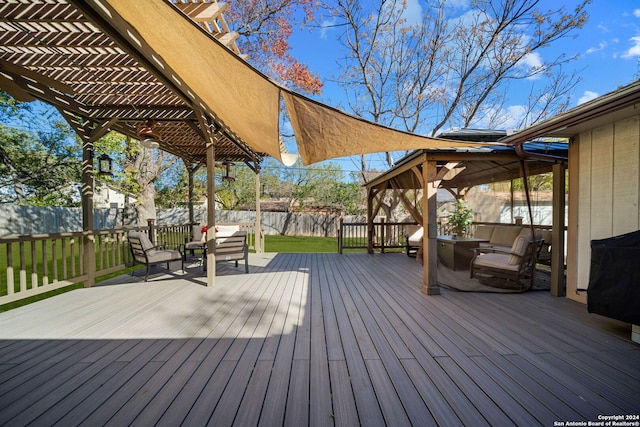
588;230;640;324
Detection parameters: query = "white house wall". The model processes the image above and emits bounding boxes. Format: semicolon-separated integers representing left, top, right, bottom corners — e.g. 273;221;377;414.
569;116;640;303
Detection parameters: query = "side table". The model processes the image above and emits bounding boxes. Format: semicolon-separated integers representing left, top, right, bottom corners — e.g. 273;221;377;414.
437;236;489;271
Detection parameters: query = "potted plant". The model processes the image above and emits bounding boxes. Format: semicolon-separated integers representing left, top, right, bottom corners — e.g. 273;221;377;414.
448;199;474;237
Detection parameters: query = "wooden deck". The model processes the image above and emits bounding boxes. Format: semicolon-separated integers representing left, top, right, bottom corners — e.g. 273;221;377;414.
0;253;638;426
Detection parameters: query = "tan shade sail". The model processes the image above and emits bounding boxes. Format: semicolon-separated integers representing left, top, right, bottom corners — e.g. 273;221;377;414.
282;90;487;165
104;0;283;161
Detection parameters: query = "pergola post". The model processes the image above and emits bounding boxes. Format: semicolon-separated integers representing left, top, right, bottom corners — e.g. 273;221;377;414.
255;170;263;253
187;163;195;226
81;140;96;288
421;160;440;295
551;162;566;296
58;113;114;289
206;140;216;287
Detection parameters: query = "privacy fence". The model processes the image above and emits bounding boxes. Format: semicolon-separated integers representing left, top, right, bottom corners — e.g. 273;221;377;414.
0;204;365;238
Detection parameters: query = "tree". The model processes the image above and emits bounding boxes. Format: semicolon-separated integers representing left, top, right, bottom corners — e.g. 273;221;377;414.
94;133;177;225
227;0;323;94
0;98;81;206
331;0;589;175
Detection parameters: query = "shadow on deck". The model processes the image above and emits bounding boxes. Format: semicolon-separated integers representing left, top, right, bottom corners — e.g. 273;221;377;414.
0;252;638;426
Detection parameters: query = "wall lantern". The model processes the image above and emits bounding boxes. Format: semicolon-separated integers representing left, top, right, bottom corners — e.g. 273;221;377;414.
222;161;235;182
97;153;113;176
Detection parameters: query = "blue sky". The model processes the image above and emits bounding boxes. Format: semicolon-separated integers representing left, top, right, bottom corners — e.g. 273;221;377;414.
284;0;640;173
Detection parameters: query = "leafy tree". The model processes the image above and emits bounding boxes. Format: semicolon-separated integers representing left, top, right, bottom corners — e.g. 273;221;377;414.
155;162;201;209
227;0;322;94
93;133;177;225
275;160;362;213
0;99;81;206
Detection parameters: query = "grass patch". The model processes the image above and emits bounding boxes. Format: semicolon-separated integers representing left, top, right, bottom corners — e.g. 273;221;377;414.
261;234;403;253
264;235;341;253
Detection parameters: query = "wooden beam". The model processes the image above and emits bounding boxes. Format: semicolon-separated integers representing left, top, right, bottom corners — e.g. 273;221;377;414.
255;171;262;253
421;160;440;295
367;188;375;254
390;180;422;224
0;59;75;95
196;109;220;287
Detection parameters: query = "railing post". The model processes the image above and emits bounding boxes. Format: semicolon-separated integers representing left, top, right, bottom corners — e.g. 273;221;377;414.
338;218;343;254
147;218;156;245
380;218;386;253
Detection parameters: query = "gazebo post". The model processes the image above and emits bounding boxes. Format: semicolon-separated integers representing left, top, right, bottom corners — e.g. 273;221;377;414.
551;162;566;296
367;187;375;254
421;160;440;295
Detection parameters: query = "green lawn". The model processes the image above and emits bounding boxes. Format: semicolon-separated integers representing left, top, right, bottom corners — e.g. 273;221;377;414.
263;235;341;253
262;235;402;253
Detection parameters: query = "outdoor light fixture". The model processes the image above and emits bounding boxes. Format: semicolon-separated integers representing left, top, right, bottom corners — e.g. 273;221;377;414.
221;161;235;182
97;153;113;176
137;119;161;149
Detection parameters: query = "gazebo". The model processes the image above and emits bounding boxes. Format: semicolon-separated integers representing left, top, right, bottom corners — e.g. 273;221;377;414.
365;131;568;296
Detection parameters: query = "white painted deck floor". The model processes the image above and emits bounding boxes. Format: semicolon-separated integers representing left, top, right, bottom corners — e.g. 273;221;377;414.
0;252;638;426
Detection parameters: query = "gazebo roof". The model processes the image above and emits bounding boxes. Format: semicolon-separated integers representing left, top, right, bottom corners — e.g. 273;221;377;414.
366;130;568;191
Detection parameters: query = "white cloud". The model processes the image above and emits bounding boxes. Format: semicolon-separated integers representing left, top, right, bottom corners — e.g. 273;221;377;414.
622;36;640;58
443;0;470;9
470;104;527;130
586;41;608;54
319;18;337;40
501;105;527;129
578;91;599;105
518;52;544;79
401;0;423;26
634;9;640;18
521;52;542;68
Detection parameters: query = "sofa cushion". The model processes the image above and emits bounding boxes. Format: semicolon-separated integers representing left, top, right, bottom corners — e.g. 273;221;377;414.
473;253;519;271
490;226;523;247
474;225;495;240
147;249;182;263
538;229;552;244
407;227;424;246
508;235;531;265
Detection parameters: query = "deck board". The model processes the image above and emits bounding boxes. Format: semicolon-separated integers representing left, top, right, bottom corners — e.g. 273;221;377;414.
0;252;638;426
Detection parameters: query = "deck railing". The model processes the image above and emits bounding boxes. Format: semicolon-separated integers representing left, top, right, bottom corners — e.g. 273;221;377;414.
0;226;144;305
338;219;420;253
0;221;262;306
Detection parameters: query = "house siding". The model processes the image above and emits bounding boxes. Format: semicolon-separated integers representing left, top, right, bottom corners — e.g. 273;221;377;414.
568;115;640;303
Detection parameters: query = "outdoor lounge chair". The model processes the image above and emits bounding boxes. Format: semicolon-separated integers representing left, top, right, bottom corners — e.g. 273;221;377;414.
470;235;542;291
128;231;184;281
405;225;423;257
184;225;206;263
211;230;249;273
